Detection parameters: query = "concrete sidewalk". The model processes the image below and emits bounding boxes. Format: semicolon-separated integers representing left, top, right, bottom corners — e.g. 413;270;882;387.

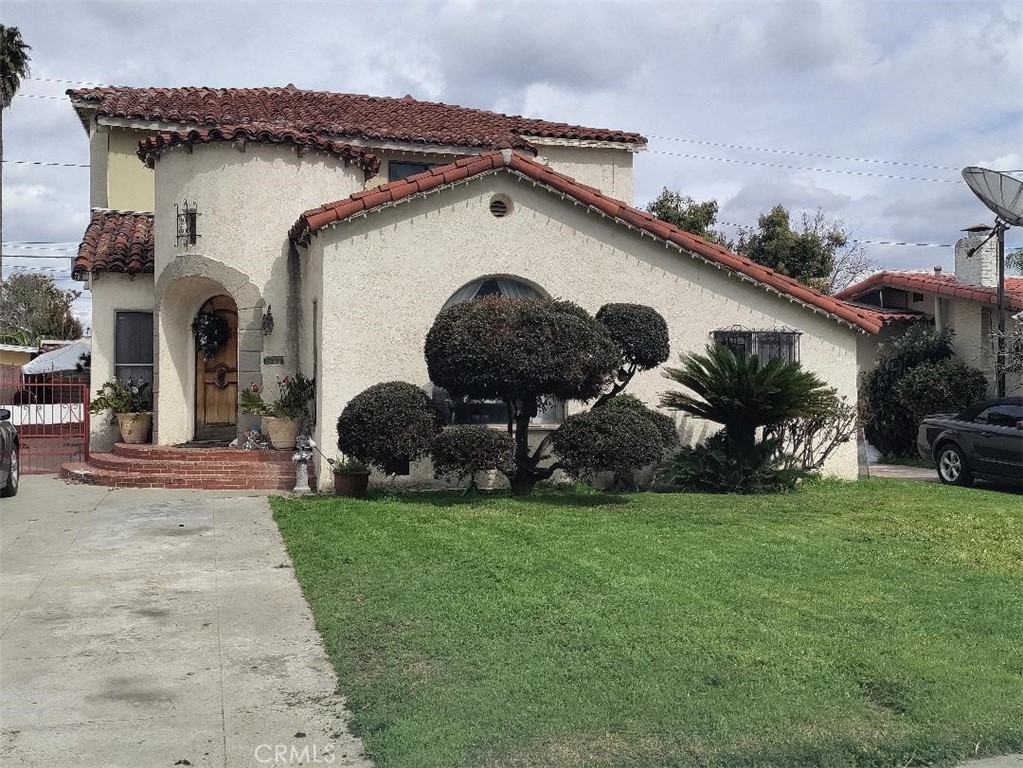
0;476;369;768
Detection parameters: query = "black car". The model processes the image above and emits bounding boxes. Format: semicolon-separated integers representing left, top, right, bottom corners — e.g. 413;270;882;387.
0;408;19;498
917;397;1023;487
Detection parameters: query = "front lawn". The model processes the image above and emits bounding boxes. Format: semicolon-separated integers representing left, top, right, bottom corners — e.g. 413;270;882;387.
271;480;1023;768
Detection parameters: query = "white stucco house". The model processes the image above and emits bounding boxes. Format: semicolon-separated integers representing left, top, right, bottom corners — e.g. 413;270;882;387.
836;225;1023;396
68;85;887;489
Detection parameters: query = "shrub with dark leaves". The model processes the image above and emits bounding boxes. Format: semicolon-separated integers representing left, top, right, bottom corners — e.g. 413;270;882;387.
551;406;663;488
656;432;806;494
897;360;988;426
595;303;671;371
431;425;514;488
597;393;679;449
337;382;442;474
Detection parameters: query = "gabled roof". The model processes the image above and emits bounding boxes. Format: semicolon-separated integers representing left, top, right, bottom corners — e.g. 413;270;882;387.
137;124;381;177
72;210;154;280
291;150;883;334
835;271;1023;312
67;86;647;151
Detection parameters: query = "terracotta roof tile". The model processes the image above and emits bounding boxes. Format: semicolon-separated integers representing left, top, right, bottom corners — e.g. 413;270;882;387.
68;86;646;150
835;271;1023;311
290;150;882;334
73;210;154;280
136;124;381;177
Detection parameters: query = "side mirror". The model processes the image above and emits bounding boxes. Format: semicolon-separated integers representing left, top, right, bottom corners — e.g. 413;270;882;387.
0;409;10;422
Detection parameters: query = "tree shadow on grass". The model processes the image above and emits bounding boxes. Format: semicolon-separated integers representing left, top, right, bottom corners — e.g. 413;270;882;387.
377;487;633;509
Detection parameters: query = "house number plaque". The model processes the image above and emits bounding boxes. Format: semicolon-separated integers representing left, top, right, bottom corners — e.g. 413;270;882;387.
263;356;285;365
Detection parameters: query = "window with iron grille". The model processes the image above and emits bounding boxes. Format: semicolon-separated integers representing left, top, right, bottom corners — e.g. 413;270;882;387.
115;312;154;388
712;327;800;364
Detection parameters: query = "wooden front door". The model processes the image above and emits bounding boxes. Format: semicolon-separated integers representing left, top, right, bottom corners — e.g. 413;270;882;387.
194;295;238;442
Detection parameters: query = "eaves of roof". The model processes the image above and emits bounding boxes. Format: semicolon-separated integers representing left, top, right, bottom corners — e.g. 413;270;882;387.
291;150;882;334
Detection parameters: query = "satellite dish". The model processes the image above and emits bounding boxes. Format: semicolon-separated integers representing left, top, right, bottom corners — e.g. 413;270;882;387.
962;167;1023;227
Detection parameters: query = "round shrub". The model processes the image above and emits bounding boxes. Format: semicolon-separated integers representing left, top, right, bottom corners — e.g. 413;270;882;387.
897;360;988;425
551;406;663;486
598;393;679;449
595;303;670;371
337;382;442;473
432;425;515;484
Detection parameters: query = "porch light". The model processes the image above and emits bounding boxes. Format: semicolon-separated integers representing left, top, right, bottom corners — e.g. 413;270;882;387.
175;200;200;246
261;305;275;336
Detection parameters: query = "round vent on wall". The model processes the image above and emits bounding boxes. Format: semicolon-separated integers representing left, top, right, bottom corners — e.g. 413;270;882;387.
489;195;512;218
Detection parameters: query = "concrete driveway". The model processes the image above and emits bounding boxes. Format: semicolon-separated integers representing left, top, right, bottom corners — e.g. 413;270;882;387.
0;476;370;768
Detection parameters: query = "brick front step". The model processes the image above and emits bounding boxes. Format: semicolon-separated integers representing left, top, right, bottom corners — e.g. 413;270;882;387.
61;445;315;490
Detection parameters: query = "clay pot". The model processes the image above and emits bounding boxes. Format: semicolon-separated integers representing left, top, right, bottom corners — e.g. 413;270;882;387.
333;470;370;498
116;412;152;444
262;416;301;449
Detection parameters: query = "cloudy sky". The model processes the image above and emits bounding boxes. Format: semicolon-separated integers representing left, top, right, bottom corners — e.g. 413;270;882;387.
2;0;1021;330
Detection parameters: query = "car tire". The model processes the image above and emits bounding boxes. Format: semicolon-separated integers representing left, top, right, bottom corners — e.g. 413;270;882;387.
935;443;972;487
0;448;18;498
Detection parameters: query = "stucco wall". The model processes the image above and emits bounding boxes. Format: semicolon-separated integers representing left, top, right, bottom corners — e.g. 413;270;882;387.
151;142;364;444
311;173;862;489
533;145;635;204
87;273;155;450
106;127;156;212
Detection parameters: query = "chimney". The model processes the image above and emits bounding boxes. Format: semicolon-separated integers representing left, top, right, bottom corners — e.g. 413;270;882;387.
954;223;997;287
933;266;942;275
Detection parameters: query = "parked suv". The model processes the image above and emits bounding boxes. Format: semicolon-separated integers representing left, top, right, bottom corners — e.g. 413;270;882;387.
0;408;19;498
917;397;1023;487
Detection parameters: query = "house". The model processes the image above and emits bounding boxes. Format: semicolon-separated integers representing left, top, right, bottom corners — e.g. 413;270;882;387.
837;224;1023;396
66;85;885;489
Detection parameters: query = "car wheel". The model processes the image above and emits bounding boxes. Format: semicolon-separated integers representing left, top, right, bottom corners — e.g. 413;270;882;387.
936;443;972;487
0;447;18;498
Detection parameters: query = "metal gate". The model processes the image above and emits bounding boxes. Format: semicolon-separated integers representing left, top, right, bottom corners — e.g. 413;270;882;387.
0;370;89;474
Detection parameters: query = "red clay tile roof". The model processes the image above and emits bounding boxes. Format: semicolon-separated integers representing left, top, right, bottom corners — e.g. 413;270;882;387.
136;124;381;177
291;150;882;334
72;210;154;280
842;303;930;324
68;86;646;151
835;271;1023;312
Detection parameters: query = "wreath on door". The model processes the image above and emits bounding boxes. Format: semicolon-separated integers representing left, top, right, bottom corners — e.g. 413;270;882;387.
192;311;231;360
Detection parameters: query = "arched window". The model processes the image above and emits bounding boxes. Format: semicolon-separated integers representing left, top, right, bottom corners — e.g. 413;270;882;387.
433;277;563;427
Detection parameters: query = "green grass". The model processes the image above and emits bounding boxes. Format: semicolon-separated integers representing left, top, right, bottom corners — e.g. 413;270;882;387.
271;480;1023;768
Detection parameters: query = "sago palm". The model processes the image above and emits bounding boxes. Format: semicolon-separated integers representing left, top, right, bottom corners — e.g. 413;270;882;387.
660;343;830;462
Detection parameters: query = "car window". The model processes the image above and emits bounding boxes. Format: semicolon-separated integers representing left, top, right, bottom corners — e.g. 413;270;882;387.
977;404;1023;429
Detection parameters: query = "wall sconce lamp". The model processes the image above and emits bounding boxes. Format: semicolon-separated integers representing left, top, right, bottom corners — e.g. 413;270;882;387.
175;200;200;246
261;305;275;336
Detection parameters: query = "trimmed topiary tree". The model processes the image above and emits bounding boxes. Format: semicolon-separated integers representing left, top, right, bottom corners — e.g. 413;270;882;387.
551;406;664;489
337;381;442;474
596;393;679;449
425;297;621;495
594;303;670;405
431;425;515;491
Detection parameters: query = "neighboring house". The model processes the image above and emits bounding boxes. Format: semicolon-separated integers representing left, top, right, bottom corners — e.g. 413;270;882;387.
67;85;886;488
837;224;1023;396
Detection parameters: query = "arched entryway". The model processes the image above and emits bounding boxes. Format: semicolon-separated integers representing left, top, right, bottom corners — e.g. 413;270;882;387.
194;295;239;441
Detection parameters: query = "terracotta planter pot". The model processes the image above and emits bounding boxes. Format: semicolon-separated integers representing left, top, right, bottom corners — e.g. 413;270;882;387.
117;412;152;444
262;416;301;449
333;470;370;498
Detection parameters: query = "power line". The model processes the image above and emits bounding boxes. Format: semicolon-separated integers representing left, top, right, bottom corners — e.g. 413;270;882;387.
14;93;67;101
2;160;89;168
648;134;959;173
27;75;108;87
2;244;77;252
1;253;76;260
646;149;958;183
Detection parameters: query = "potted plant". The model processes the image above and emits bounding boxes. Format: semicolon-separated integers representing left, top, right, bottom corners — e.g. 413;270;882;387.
262;374;315;449
89;378;153;444
331;455;370;498
238;381;266;436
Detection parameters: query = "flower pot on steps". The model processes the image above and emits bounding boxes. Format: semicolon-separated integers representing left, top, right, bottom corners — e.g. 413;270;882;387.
116;412;152;444
262;416;301;449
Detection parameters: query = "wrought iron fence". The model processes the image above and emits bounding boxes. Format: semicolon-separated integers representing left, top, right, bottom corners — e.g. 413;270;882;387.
0;370;89;474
